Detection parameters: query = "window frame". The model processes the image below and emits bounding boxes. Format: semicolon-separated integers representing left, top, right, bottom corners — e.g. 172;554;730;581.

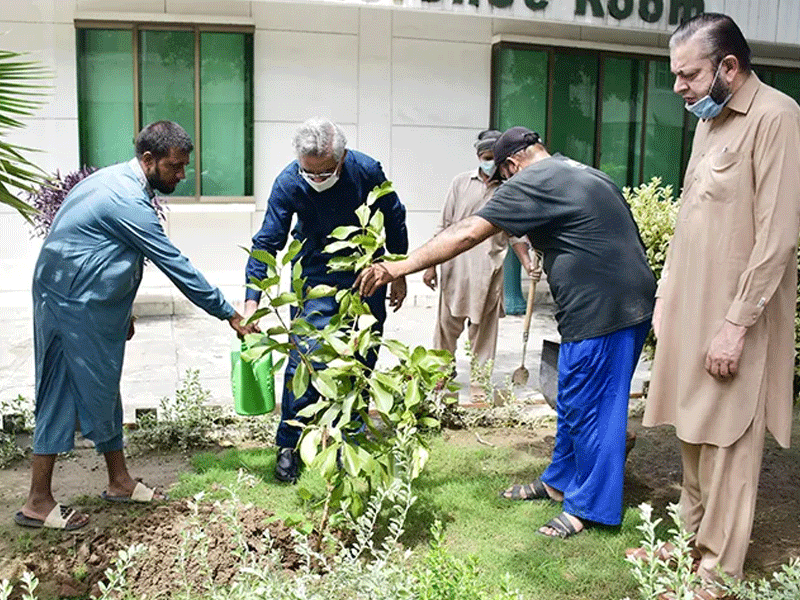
491;40;800;191
75;20;255;204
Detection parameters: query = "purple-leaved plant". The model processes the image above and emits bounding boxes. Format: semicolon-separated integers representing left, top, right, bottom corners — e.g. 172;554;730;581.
27;166;167;238
27;167;97;238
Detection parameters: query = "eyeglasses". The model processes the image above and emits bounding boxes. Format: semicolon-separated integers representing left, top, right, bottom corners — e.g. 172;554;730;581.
298;167;337;182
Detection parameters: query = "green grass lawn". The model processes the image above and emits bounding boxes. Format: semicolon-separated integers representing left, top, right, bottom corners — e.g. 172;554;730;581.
174;433;661;600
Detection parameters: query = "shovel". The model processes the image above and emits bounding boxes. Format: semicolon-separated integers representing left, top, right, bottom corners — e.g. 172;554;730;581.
512;274;539;386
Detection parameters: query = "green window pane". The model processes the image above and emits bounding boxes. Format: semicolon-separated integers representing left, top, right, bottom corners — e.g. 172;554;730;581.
753;67;776;88
492;47;547;135
753;66;800;109
139;29;196;196
550;52;598;166
200;32;253;196
600;57;645;188
643;59;685;191
76;29;134;169
772;70;800;104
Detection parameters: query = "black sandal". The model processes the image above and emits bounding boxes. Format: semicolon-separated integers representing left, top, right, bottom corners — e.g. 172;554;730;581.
538;512;582;539
500;478;552;501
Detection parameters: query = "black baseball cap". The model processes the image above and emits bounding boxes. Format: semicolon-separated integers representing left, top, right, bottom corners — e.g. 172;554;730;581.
490;127;543;180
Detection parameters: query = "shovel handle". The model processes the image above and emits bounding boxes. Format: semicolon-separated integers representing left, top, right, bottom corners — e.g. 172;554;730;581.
522;276;537;337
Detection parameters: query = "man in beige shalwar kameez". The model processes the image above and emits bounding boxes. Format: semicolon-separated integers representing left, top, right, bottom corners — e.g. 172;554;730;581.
423;130;532;397
642;13;800;593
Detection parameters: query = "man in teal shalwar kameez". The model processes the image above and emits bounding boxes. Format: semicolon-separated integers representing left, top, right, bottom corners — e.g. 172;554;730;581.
16;121;256;531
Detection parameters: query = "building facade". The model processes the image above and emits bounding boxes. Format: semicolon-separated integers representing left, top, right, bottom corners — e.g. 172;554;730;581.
1;0;798;311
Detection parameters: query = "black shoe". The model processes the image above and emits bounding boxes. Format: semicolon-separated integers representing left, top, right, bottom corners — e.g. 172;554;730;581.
275;447;300;483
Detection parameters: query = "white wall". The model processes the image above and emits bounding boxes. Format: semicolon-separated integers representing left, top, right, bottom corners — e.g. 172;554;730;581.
2;0;799;310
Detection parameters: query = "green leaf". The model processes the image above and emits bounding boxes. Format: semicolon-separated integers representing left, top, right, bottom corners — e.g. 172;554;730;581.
355;204;371;228
340;391;356;425
271;292;298;307
369;379;394;414
319;446;338;479
299;428;321;467
243;308;269;325
368;209;384;233
292;260;303;283
374;371;402;394
306;284;337;300
313;371;338;398
351;234;377;249
290;318;317;336
410;345;427;367
411;444;429;479
327;256;357;271
283;239;303;265
323;240;355;254
366;180;394;206
272;356;286;374
342;443;360;477
382;338;410;360
322;332;352;356
357;314;377;331
296;400;326;419
329;225;361;240
265;325;288;336
248;248;276;267
357;329;373;357
405;379;422;409
292;362;309;399
419;417;440;429
262;275;282;288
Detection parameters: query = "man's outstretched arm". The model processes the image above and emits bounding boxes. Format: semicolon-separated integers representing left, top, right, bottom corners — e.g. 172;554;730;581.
355;215;499;297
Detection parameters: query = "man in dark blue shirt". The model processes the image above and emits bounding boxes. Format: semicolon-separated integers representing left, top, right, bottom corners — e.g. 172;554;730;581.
244;118;408;482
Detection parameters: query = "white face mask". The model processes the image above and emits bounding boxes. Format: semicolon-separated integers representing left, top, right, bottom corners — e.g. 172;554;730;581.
480;160;495;176
300;169;340;193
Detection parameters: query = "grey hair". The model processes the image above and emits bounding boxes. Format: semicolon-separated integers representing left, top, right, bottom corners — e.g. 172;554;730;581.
135;121;193;160
292;117;347;161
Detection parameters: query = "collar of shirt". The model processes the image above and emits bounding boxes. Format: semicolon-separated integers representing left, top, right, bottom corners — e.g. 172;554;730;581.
471;168;499;188
128;157;156;200
726;71;760;116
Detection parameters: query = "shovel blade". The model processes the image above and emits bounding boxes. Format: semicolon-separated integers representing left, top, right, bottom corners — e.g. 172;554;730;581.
512;365;529;386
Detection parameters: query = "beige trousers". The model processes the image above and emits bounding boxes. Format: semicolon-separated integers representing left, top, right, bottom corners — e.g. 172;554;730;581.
433;295;500;372
679;386;766;580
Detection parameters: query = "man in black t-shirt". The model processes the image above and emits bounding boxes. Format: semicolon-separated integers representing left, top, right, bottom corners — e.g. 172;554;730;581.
356;127;655;539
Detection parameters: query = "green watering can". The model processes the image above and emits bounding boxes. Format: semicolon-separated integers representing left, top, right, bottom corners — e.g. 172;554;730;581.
230;340;275;416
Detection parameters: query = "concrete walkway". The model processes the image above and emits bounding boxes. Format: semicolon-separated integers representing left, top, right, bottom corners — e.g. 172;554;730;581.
0;293;651;426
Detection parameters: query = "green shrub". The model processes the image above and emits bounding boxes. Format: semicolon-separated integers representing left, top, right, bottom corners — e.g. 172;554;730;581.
127;369;218;452
624;178;678;359
624;177;678;290
623;503;800;600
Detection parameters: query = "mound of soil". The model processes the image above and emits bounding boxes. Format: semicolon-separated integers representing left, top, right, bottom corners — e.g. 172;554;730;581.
2;499;303;599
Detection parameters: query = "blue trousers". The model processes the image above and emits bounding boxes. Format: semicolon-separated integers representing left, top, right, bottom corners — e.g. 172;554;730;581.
276;296;383;449
540;320;649;525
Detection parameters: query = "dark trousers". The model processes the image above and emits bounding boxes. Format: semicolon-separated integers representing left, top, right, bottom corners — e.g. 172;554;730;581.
276;295;383;449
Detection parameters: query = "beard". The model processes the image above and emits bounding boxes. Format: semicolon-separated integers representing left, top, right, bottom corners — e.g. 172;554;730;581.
146;171;177;195
709;75;731;105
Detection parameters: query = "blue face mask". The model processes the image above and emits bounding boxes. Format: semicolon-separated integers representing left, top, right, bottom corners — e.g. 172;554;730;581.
685;61;732;120
480;160;495;177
